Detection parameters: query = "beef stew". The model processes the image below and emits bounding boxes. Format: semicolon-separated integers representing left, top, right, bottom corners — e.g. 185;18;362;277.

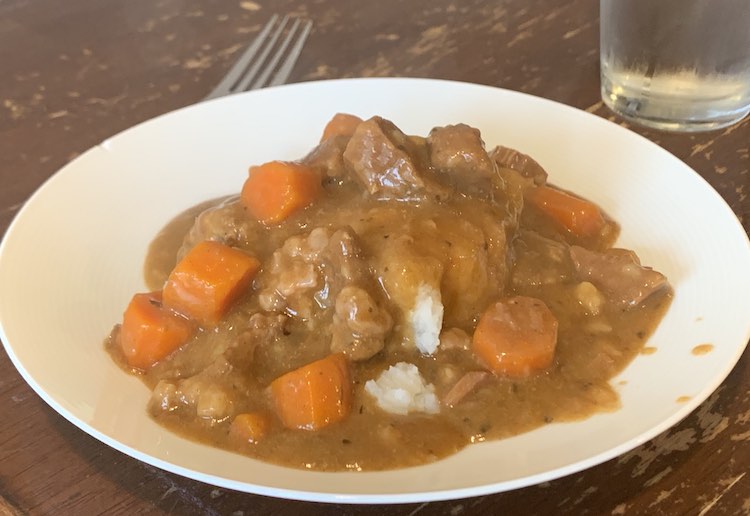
106;115;672;471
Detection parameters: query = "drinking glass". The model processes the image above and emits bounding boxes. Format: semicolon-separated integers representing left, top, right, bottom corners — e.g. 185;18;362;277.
600;0;750;132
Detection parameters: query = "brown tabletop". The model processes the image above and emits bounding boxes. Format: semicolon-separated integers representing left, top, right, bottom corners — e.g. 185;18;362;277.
1;0;749;514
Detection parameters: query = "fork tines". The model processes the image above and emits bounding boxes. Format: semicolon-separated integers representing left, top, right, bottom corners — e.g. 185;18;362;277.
204;15;313;100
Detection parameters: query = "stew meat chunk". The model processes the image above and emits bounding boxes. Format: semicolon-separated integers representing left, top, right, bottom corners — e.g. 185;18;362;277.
107;114;672;472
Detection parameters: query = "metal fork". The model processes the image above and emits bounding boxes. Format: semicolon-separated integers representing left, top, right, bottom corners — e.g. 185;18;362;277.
204;15;313;101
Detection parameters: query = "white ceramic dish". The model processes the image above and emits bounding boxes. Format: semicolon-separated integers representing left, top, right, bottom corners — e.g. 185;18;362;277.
1;78;749;504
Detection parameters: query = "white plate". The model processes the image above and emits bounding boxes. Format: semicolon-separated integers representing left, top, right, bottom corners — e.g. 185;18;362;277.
1;78;749;504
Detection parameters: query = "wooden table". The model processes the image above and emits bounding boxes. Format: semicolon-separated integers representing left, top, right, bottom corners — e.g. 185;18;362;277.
2;0;748;514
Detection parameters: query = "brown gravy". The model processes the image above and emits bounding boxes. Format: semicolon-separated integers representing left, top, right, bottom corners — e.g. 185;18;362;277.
691;344;714;355
106;116;673;471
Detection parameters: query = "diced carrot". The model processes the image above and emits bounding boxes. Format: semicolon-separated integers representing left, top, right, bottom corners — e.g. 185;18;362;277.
162;241;260;325
269;353;351;431
120;291;194;370
525;185;605;238
240;161;321;225
320;113;363;142
229;412;272;444
472;296;558;377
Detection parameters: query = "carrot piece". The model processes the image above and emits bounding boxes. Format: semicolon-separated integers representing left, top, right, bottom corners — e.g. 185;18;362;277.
162;241;260;325
472;296;558;377
240;161;321;225
229;412;272;444
269;353;351;431
320;113;363;142
120;291;194;370
525;185;605;238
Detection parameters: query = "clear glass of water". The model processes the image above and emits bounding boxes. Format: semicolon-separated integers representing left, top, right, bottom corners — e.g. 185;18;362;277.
600;0;750;132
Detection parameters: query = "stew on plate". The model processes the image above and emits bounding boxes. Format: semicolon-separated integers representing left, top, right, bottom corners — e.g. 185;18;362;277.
106;114;672;471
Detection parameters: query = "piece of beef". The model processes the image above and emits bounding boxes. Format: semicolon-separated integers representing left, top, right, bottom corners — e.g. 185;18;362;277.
511;230;573;287
302;135;350;180
178;196;262;260
257;227;336;318
256;226;393;360
149;358;241;421
442;371;491;407
227;313;288;369
330;286;393;360
428;124;496;193
489;145;548;186
342;116;433;199
257;227;372;316
570;245;668;308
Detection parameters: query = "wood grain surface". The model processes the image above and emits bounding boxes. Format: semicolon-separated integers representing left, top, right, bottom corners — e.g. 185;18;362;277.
1;0;748;514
